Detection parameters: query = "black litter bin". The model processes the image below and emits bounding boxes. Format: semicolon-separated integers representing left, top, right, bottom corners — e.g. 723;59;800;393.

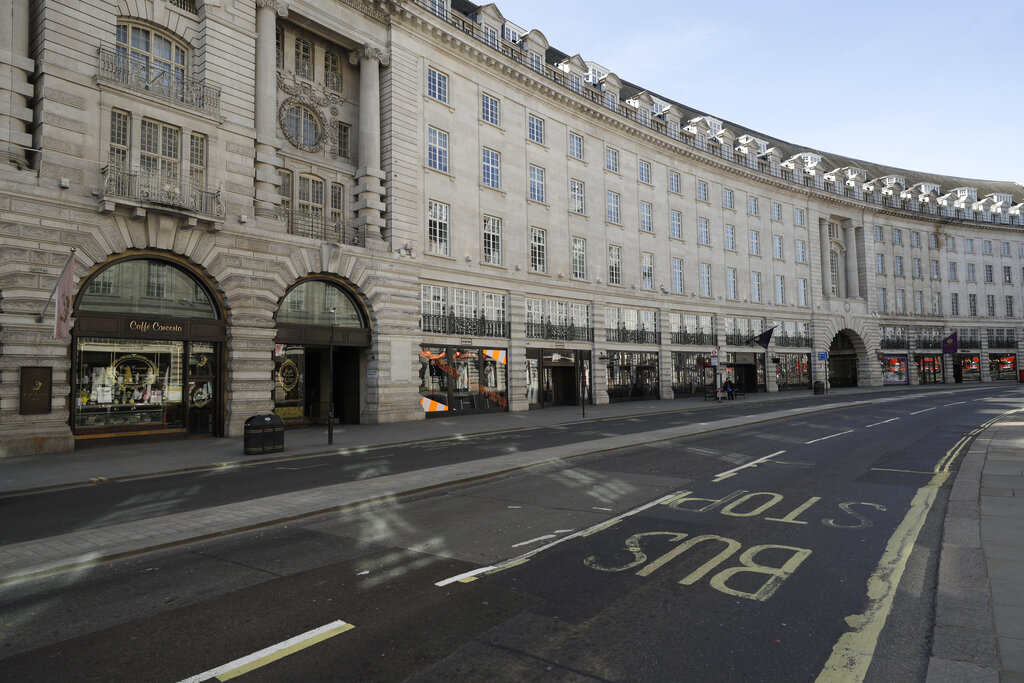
813;380;825;395
244;414;285;455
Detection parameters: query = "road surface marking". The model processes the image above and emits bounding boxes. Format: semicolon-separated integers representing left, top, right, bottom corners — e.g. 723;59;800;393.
713;451;785;481
817;408;1021;681
865;418;898;428
870;468;933;475
909;407;936;415
434;492;683;587
944;401;966;407
178;620;354;682
511;534;557;548
805;430;853;444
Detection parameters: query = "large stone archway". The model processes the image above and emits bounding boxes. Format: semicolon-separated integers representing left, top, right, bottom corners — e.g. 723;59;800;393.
827;328;868;387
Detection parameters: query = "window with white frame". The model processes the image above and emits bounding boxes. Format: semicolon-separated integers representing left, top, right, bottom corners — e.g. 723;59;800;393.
946;235;956;251
451;288;478;318
1006;295;1014;317
283;103;320;148
1004;265;1013;284
877;288;887;313
1002;241;1011;256
698;217;710;245
930;260;940;279
949;262;958;281
775;275;785;304
950;292;958;316
420;284;447;315
672;258;684;293
893;228;903;245
572;237;587;279
748;196;758;215
527;114;544;144
913;258;923;278
830;251;840;295
641;252;654;289
605;147;619;172
697;179;708;202
965;238;974;253
985;264;994;283
569;179;585;214
773;235;784;259
750;230;760;255
669;171;681;194
700;263;712;297
324;50;341;91
911;231;921;247
968;293;977;316
427;200;449;255
481;147;500;188
528;165;545;203
481;93;499;125
932;292;942;316
896;289;906;314
606;191;620;223
482;215;502;266
640;202;653;232
529;51;543;73
723;188;734;209
794;207;805;226
771;202;782;221
874;226;884;241
928;234;938;249
725;225;736;250
727;267;738;299
427;66;448;103
482;24;498;48
876;254;886;275
427;127;448;172
335;122;351;159
967;263;976;281
751;272;762;302
915;290;925;315
987;294;996;317
608;245;622;285
568;132;583;159
828;222;839;240
639;160;651;184
482;292;507;321
294;37;313;80
530;227;546;273
670;210;681;239
796;239;806;263
798;278;808;306
296;174;324;219
570;302;590;328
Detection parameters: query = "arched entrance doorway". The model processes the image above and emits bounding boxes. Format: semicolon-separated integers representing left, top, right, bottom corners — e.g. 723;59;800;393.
274;279;371;425
72;255;226;441
828;329;862;387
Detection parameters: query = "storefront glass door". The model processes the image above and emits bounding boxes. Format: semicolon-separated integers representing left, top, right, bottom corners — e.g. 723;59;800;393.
188;342;217;435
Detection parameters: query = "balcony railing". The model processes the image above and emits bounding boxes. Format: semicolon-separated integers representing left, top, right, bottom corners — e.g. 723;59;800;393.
670;331;716;346
421;313;510;338
776;335;814;348
916;337;943;349
879;336;909;349
407;1;1024;230
987;331;1017;347
98;46;220;116
725;333;753;345
283;210;363;246
606;327;659;344
525;321;594;342
101;167;224;217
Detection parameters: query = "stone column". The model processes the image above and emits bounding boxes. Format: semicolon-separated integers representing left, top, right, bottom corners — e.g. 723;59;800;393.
350;45;389;243
819;219;834;298
845;224;860;299
0;0;33;168
254;0;288;218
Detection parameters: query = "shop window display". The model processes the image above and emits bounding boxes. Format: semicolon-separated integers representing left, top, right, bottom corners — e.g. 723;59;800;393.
418;345;507;413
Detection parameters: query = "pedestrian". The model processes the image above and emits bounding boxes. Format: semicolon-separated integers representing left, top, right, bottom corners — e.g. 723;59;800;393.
723;378;735;400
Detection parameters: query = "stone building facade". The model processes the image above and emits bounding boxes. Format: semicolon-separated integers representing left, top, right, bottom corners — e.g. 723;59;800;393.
1;0;1021;456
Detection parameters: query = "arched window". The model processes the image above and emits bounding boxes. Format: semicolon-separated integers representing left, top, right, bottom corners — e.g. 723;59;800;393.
116;23;187;100
324;50;341;91
79;259;218;320
278;280;366;328
294;37;313;79
284;103;320;148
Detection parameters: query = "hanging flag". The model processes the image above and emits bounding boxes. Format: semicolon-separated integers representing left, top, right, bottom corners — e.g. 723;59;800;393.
942;331;958;354
747;326;776;349
53;250;75;342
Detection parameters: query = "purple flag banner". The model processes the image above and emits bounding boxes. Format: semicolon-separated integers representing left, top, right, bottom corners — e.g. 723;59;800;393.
941;331;958;354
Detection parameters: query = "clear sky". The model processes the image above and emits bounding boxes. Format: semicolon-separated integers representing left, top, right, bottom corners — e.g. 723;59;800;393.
491;0;1023;186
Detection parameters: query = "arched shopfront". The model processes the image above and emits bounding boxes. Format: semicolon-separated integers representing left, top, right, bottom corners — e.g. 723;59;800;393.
827;329;863;387
72;255;226;441
274;278;371;424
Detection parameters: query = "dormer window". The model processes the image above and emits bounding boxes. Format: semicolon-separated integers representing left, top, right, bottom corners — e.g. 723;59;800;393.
707;119;722;136
529;51;544;74
757;141;768;154
956;187;978;201
482;25;498;49
801;153;821;167
503;23;523;44
919;183;940;195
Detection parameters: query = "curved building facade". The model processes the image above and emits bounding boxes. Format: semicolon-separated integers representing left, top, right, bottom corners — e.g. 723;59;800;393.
0;0;1020;455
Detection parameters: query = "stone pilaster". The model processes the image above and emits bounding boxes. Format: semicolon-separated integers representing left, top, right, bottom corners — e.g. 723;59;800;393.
350;45;389;243
819;218;834;299
254;0;288;218
846;224;860;299
0;0;33;168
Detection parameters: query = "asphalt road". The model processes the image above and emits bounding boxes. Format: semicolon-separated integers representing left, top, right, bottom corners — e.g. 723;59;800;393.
1;388;1020;681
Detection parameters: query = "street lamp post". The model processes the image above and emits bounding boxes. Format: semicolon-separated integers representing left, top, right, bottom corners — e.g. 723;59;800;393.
328;306;336;445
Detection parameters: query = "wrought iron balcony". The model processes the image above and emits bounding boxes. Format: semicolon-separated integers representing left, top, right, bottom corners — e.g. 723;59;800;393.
878;336;909;349
605;327;659;344
525;321;594;342
776;335;814;348
421;313;510;338
101;167;223;218
725;333;753;345
916;337;943;349
283;210;363;246
98;46;220;116
670;331;716;346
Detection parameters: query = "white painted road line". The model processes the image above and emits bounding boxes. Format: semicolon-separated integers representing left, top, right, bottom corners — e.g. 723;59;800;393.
865;418;899;428
511;534;557;548
805;430;853;444
178;620;355;682
713;450;786;481
944;401;967;407
910;407;936;415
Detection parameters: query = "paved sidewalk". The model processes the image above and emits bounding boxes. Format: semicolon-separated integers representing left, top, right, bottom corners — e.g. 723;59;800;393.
927;408;1024;682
